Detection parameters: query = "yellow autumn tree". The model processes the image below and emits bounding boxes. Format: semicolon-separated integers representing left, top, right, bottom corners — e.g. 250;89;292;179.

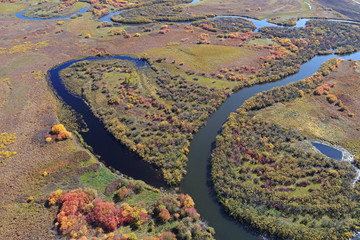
52;124;66;134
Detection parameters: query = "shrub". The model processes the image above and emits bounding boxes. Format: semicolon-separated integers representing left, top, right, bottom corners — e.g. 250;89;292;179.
159;208;171;222
119;203;148;227
54;189;97;237
153;195;180;215
185;207;199;221
326;94;337;103
160;232;176;240
339;106;349;112
183;195;194;208
52;124;66;134
86;198;120;231
56;130;72;140
58;214;89;238
335;100;343;106
51;123;71;141
117;188;132;201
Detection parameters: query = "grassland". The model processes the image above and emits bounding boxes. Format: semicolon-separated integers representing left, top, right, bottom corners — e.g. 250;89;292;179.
256;60;360;154
0;2;27;14
144;45;265;73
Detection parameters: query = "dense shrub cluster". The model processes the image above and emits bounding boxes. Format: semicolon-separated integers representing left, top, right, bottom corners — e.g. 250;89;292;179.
45;123;72;143
192;17;256;33
240;58;342;111
48;186;214;239
49;188;149;237
260;20;360;54
22;0;79;19
267;17;298;26
110;2;213;24
20;0;190;19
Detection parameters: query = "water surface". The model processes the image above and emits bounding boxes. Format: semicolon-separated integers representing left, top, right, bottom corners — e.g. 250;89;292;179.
311;142;343;160
99;10;122;22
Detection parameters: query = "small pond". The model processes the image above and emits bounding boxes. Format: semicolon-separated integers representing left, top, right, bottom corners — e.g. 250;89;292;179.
311;142;343;160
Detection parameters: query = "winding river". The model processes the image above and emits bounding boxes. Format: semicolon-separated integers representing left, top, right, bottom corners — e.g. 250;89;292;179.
42;15;360;240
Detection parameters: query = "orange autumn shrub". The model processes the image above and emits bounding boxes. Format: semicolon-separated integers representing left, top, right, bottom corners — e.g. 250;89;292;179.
52;124;66;134
158;208;171;223
117;188;132;201
51;123;71;141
